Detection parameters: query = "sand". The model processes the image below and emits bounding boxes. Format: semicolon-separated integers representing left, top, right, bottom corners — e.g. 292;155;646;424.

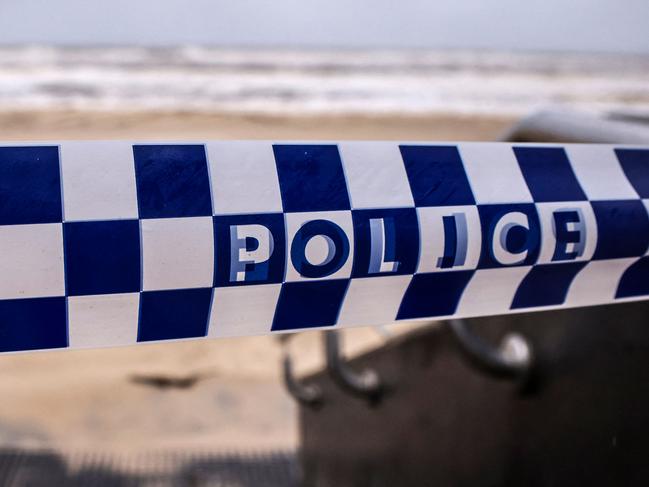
0;110;513;142
0;110;511;452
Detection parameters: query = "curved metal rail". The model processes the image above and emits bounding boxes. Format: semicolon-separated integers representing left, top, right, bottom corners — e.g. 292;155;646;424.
324;330;383;403
279;335;323;407
448;319;533;382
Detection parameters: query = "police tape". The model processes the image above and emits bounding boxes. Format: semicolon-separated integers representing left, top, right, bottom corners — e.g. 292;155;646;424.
0;141;647;353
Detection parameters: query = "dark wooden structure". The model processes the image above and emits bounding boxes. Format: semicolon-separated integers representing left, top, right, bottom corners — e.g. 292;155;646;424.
299;303;649;486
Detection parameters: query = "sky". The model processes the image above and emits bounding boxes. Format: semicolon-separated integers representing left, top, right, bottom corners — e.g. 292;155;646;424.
0;0;647;53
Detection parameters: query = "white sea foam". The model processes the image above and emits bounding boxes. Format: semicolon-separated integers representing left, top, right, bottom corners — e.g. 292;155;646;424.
0;46;647;117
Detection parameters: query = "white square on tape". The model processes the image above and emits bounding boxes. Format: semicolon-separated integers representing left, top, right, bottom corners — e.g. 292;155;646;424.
566;144;639;201
456;267;531;316
459;143;533;204
0;223;65;299
417;205;482;273
564;258;637;307
61;141;139;221
337;275;411;326
68;293;140;347
207;142;283;215
208;284;281;337
285;210;354;282
142;216;214;290
535;201;598;264
339;142;414;209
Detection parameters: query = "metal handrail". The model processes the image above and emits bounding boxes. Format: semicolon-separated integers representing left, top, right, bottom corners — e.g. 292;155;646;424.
448;319;533;382
324;330;383;403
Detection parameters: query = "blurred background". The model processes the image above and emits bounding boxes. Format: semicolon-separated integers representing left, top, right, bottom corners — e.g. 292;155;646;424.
0;0;648;143
0;0;648;484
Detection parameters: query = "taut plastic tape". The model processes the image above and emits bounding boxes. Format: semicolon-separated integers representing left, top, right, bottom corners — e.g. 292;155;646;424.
0;141;647;353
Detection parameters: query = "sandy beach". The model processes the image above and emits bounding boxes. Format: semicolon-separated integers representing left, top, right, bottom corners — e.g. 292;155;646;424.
0;110;513;142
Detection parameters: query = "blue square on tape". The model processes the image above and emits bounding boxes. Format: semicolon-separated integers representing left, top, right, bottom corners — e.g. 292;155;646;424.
138;288;213;342
616;257;649;298
396;270;474;320
591;200;649;260
477;203;541;269
615;148;649;198
133;145;212;219
271;280;349;331
0;146;62;225
213;213;286;287
399;145;475;207
511;262;587;309
514;147;586;202
0;297;67;352
273;145;350;213
64;220;141;296
351;208;419;278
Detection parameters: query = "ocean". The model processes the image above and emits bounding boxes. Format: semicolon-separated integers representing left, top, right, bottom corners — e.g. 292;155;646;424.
0;46;647;118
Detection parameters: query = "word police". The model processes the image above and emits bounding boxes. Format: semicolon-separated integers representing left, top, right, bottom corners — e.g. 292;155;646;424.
217;204;593;285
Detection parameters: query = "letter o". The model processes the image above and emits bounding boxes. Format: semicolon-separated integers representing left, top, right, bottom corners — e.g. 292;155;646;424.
291;220;350;278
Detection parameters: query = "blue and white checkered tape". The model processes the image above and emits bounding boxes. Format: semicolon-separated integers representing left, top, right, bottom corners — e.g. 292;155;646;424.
0;141;648;353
